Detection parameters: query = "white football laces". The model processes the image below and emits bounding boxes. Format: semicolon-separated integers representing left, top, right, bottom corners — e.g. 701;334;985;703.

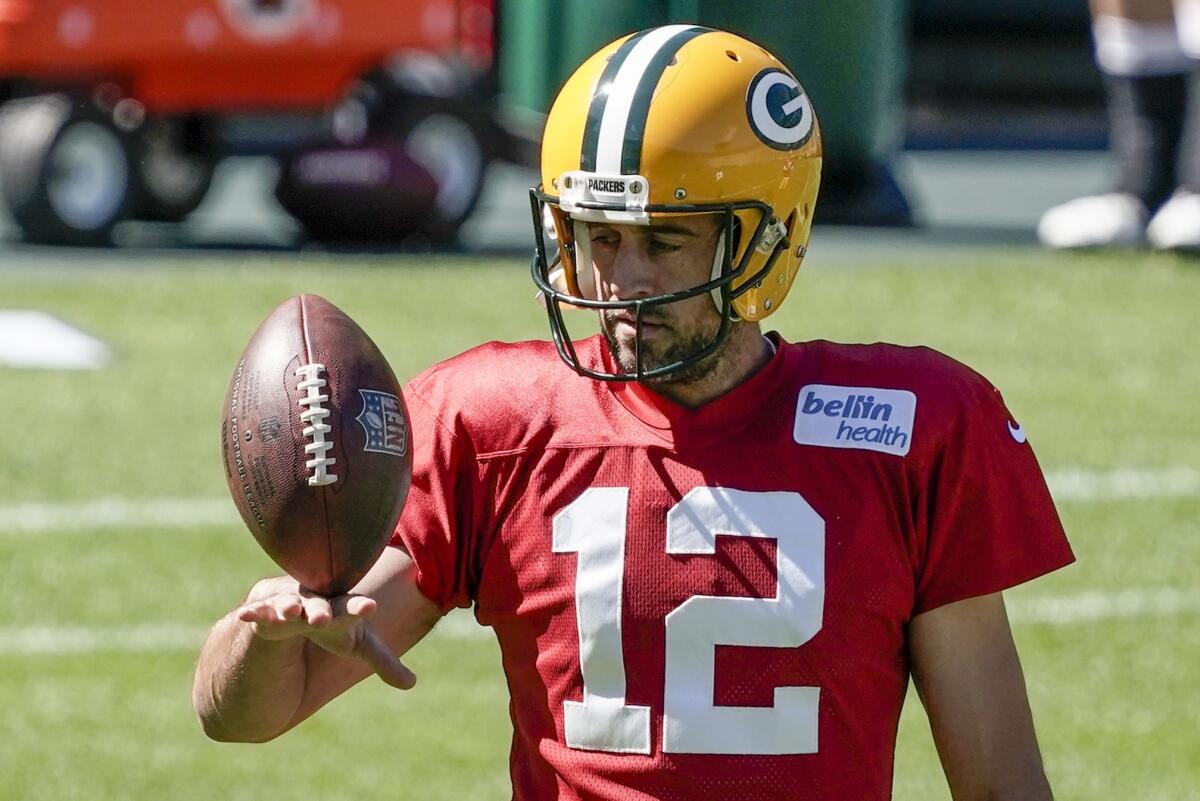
295;363;337;487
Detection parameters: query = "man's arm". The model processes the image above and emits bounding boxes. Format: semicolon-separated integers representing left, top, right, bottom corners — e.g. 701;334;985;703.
192;544;443;743
908;592;1054;801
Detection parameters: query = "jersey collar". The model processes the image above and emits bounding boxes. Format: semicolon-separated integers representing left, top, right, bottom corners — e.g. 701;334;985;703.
599;332;793;444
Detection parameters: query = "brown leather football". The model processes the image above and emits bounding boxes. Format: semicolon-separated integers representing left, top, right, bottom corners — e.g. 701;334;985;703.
220;294;412;595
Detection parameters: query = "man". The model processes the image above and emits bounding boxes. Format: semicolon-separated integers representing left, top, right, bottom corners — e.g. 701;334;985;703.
194;26;1074;800
1039;0;1200;250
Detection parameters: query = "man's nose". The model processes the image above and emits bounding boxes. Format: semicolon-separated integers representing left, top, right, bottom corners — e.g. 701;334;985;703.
607;239;657;299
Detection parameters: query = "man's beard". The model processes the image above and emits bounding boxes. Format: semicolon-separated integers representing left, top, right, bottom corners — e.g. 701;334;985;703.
600;310;725;386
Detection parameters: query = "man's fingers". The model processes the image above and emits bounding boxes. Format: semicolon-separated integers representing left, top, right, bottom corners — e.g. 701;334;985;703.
344;594;376;618
356;626;417;690
236;602;266;623
297;589;334;628
236;600;288;624
236;596;303;632
236;591;385;652
272;596;303;621
326;592;377;621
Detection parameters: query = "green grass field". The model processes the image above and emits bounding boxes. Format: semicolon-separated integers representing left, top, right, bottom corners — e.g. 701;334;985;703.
2;245;1198;800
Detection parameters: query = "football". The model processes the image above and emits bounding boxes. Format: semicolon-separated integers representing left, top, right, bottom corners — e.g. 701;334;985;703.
220;294;412;595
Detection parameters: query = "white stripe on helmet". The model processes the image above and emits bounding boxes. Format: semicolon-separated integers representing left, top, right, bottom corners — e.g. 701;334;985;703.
594;24;699;175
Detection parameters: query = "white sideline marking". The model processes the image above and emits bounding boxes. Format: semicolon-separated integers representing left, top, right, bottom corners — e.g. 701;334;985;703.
0;625;209;655
1;467;1197;535
1;498;234;535
1007;587;1200;625
1047;467;1200;502
1;589;1197;656
0;310;111;370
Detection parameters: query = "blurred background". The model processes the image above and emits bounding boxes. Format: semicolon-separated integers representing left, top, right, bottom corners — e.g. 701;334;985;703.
2;2;1198;801
0;0;1118;249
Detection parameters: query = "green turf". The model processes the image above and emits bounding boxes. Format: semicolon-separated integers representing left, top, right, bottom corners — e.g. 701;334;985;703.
1;246;1197;800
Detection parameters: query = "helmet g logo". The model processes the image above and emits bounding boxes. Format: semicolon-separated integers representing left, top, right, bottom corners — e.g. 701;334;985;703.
746;68;815;151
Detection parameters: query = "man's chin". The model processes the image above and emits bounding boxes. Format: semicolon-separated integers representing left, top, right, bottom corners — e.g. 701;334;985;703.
603;330;714;384
598;309;729;384
603;332;659;376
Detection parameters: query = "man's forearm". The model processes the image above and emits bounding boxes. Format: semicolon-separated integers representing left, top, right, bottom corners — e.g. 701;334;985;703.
192;611;308;743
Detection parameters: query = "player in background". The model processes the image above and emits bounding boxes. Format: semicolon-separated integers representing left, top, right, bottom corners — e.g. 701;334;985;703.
1039;0;1200;249
194;26;1074;800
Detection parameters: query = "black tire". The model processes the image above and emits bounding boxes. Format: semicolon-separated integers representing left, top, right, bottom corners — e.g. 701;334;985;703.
0;94;138;246
386;97;491;242
134;116;217;222
276;96;491;245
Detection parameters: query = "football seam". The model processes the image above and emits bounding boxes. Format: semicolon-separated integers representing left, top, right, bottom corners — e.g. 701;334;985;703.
299;295;337;590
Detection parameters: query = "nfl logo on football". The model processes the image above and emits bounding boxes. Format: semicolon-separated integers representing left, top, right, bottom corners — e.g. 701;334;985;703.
356;389;408;456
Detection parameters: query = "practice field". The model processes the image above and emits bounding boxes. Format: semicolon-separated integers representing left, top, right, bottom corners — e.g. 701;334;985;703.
1;245;1198;801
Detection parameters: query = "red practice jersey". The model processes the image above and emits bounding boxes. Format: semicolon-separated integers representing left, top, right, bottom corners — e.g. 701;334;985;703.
391;334;1073;801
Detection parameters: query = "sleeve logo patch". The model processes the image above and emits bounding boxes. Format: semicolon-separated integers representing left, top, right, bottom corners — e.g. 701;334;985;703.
355;389;408;457
793;384;916;456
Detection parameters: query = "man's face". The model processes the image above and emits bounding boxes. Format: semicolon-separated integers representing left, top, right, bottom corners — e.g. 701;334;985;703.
586;213;725;384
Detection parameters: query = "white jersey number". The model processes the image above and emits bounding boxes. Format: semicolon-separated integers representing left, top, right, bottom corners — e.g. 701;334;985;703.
552;486;825;755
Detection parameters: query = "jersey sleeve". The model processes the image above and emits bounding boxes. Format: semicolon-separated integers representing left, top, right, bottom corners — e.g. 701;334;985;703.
388;384;480;613
912;377;1074;615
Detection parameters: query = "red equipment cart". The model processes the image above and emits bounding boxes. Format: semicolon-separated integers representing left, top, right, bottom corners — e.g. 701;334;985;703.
0;0;502;244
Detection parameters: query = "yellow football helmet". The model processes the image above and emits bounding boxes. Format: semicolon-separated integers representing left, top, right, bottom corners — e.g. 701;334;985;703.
531;24;822;381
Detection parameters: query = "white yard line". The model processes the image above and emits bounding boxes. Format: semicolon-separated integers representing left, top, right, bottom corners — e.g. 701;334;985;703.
1;497;234;534
0;589;1196;656
1046;467;1200;502
1007;586;1200;625
0;624;210;655
2;467;1198;536
0;610;488;656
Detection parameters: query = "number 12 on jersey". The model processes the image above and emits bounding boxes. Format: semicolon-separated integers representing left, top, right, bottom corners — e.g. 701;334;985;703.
552;486;825;756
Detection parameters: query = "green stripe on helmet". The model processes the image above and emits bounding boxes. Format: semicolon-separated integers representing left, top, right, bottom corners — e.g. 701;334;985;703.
620;26;711;175
580;29;649;173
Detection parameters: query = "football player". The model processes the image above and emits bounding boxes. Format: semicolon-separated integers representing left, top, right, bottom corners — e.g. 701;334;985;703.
195;26;1074;800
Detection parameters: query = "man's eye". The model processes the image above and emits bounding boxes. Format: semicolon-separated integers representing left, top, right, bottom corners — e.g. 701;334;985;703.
591;235;618;247
649;239;682;253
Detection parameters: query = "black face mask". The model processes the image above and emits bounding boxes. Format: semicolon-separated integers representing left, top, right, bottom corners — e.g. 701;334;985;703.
529;188;787;382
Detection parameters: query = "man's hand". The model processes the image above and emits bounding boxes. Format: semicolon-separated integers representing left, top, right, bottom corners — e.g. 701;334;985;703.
235;576;417;690
195;546;438;742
